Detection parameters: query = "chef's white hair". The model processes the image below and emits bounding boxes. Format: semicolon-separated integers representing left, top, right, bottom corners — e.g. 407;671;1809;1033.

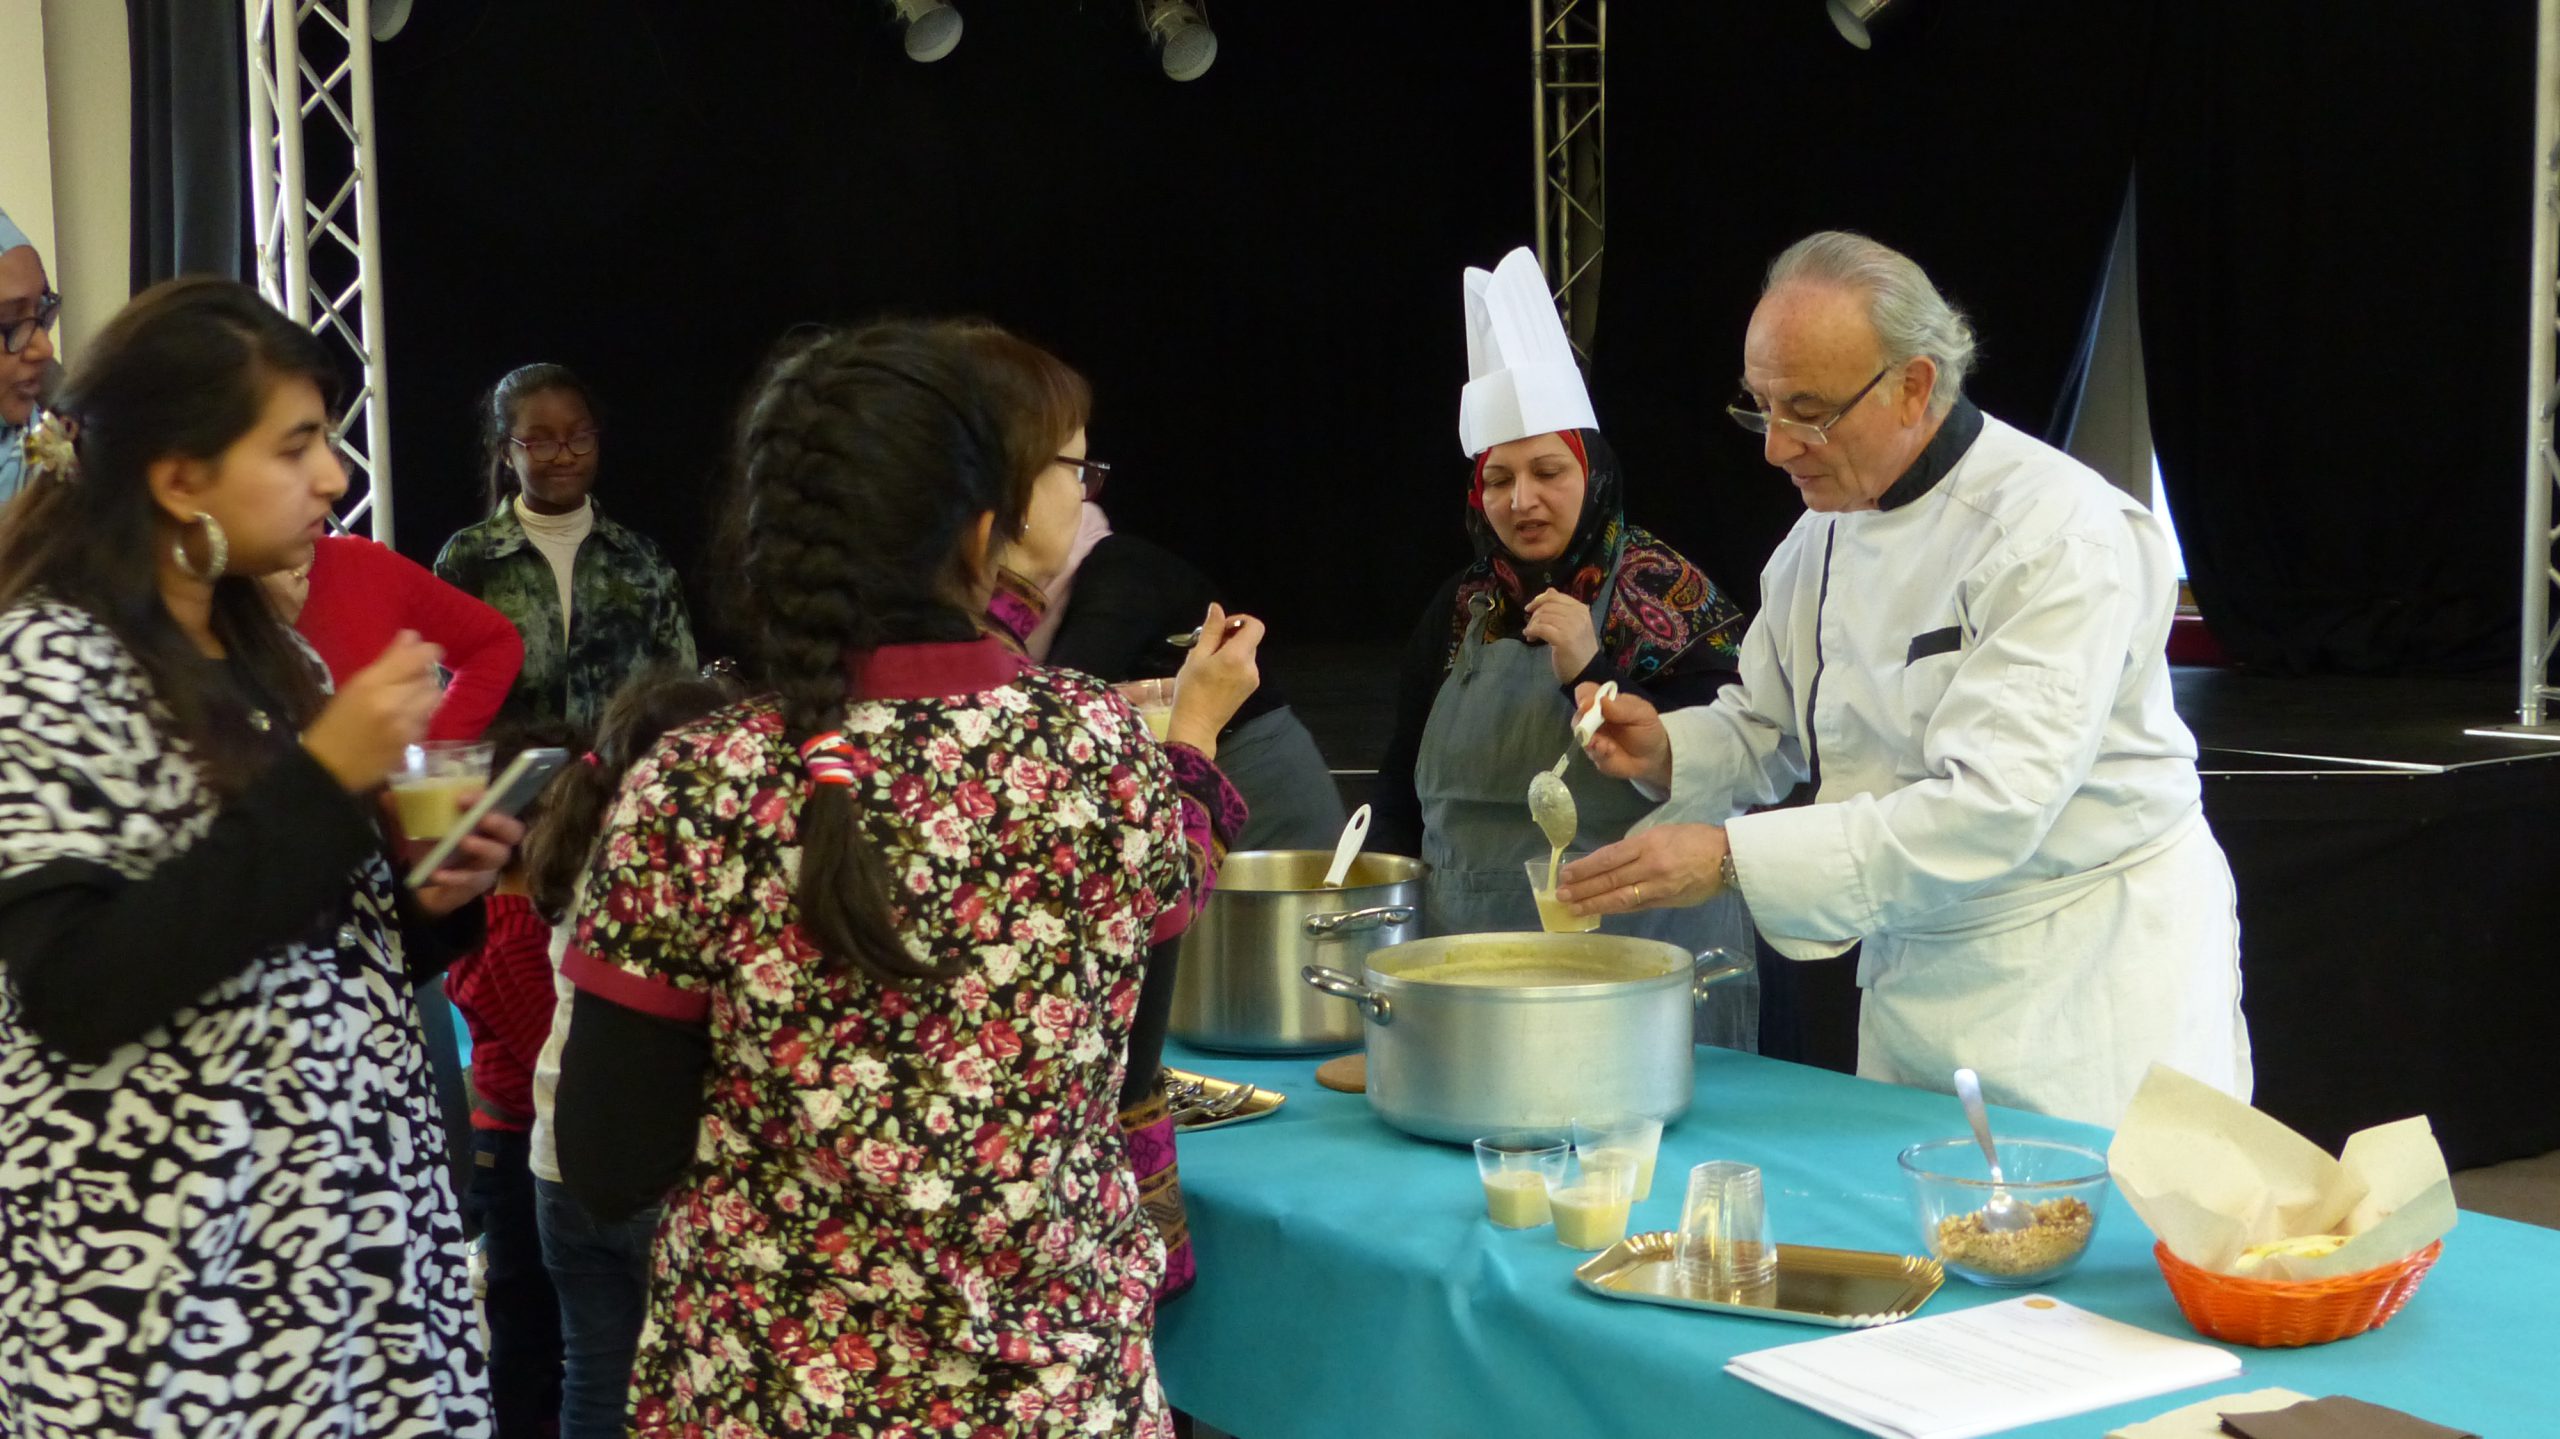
1765;231;1976;418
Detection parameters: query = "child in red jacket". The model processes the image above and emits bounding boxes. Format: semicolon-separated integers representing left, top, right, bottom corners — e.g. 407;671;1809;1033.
445;721;578;1439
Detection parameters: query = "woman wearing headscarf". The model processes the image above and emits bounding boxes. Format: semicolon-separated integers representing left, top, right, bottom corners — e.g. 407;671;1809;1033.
0;201;59;504
1372;248;1759;1044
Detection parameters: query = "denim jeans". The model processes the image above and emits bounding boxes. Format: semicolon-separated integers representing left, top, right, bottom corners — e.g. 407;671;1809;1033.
466;1129;563;1438
533;1176;661;1439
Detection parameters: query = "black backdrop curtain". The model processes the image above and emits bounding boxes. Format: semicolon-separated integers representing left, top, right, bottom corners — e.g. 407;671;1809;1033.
370;0;1528;651
126;0;246;289
2137;5;2536;675
1592;2;2148;609
121;3;2548;673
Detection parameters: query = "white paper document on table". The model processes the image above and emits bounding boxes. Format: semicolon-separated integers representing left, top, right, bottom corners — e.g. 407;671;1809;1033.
1725;1297;2243;1439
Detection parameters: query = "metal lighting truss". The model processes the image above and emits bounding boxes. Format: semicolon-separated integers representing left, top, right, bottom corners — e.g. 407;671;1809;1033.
1532;0;1605;361
245;0;396;543
2478;0;2560;736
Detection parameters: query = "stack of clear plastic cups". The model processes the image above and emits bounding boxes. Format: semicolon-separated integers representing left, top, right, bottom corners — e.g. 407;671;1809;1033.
1679;1160;1778;1304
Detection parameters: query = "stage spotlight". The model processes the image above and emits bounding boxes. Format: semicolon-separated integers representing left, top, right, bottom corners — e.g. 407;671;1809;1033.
371;0;414;42
1826;0;1892;49
1144;0;1217;82
893;0;964;62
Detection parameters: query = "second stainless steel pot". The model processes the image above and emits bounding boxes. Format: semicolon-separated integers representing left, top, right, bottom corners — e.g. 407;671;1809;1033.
1169;851;1425;1053
1303;932;1752;1143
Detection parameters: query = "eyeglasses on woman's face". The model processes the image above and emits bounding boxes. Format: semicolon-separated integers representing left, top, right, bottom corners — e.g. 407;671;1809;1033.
1;291;60;356
1053;454;1110;501
508;430;601;464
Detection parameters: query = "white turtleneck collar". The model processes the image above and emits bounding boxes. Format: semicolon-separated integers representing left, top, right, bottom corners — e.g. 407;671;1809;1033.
514;495;594;639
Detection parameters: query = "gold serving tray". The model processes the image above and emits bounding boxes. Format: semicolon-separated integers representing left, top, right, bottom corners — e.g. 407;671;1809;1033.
1162;1067;1287;1133
1574;1231;1943;1328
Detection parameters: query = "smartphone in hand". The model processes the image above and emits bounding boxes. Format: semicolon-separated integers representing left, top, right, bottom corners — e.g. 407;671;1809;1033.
403;747;569;889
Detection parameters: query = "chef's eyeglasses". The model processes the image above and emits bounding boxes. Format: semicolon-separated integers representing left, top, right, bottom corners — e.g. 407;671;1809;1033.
1055;455;1110;500
1;291;61;355
1727;364;1892;447
508;430;601;463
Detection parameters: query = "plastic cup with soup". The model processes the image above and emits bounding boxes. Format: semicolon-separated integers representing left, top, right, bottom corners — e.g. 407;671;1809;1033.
1551;1147;1640;1251
1572;1113;1666;1202
1473;1131;1569;1230
1112;677;1178;742
1524;853;1601;934
391;740;492;857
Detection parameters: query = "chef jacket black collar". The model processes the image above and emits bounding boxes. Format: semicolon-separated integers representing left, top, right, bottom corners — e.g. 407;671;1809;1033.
1875;396;1984;512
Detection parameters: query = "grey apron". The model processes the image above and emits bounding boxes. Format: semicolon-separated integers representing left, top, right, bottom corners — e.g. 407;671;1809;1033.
1216;704;1347;853
1414;572;1761;1050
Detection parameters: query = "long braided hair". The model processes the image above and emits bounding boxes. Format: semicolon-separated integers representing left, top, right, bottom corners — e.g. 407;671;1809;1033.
719;321;1033;981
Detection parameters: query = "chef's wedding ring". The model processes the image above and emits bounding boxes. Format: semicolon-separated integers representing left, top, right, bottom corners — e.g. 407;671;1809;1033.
1628;882;1642;905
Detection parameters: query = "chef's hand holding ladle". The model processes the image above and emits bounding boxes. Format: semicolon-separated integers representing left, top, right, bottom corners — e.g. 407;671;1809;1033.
1548;682;1728;916
1570;680;1674;792
1163;602;1264;760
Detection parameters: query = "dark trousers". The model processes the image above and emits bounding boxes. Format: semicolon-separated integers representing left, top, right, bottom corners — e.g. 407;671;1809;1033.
534;1175;661;1439
467;1128;564;1439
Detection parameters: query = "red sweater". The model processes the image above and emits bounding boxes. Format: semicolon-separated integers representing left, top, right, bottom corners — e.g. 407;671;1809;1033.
293;535;525;743
444;892;557;1131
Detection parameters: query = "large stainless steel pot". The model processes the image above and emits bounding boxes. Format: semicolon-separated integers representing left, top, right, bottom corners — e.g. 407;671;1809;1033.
1302;932;1752;1143
1169;851;1425;1053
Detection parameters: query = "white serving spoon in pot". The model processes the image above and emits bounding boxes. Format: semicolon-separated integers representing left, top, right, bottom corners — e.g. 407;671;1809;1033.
1321;804;1373;889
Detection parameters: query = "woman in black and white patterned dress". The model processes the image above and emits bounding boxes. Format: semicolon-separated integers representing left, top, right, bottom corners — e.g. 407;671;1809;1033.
0;279;517;1437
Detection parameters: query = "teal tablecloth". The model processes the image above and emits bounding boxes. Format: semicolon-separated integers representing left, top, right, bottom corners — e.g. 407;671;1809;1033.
1153;1042;2550;1438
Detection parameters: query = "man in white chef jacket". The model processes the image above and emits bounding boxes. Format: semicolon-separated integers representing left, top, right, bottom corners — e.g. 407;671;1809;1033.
1558;230;2251;1127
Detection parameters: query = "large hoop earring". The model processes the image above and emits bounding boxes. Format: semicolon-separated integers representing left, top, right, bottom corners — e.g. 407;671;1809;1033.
174;512;229;583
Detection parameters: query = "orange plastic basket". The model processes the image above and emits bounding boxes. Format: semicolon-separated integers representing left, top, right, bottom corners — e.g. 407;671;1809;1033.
2153;1239;2442;1348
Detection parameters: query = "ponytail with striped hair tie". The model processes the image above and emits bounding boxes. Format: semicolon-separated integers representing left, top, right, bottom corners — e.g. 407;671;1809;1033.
798;730;861;788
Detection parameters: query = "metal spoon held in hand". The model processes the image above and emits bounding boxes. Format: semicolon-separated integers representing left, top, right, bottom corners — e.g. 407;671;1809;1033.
1166;618;1250;650
1526;683;1617;858
1953;1067;2033;1233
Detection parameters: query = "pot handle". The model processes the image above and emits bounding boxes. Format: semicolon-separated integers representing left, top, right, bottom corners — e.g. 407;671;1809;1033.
1692;946;1756;1004
1301;964;1393;1025
1303;905;1417;939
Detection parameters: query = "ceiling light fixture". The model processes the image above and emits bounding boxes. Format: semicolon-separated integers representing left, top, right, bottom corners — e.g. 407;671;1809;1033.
1144;0;1217;82
893;0;964;63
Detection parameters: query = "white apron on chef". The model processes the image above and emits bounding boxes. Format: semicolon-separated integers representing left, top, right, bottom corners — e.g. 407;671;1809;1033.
1637;409;2249;1122
1837;806;2240;1126
1416;571;1760;1049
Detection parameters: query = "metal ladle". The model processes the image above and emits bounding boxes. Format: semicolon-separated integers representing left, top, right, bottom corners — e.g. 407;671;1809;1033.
1526;683;1616;881
1954;1067;2033;1233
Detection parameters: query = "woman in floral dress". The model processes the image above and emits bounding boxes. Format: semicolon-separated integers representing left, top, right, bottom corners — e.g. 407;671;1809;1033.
554;321;1260;1438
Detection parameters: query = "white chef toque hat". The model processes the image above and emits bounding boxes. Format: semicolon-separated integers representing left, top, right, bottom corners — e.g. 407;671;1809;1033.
1457;245;1597;457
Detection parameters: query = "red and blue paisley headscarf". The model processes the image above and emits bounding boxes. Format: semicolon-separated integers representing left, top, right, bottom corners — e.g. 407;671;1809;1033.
1448;428;1745;683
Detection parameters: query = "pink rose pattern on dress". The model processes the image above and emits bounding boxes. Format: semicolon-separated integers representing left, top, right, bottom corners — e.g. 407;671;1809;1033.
580;669;1238;1438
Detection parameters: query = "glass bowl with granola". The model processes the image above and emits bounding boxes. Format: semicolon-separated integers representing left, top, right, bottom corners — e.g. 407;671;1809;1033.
1899;1136;2109;1287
